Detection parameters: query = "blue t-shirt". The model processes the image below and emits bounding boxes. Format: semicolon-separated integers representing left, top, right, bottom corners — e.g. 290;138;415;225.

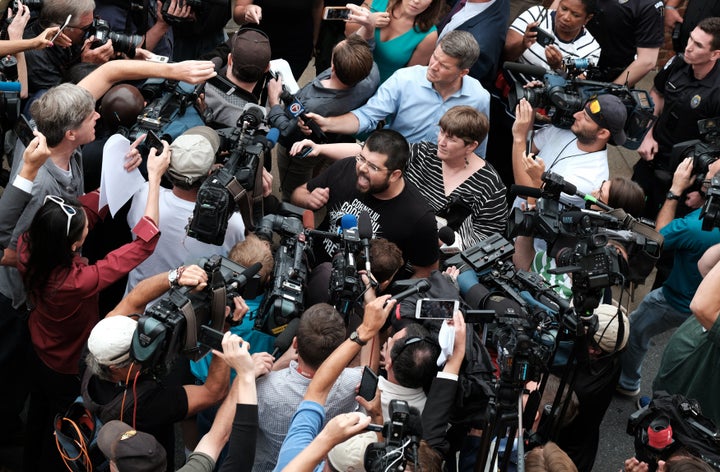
190;295;275;382
273;400;326;472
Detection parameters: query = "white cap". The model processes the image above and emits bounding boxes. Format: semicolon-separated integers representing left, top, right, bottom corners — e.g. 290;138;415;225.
88;316;138;365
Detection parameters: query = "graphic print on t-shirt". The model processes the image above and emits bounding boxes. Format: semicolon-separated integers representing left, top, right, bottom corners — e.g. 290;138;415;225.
323;199;380;257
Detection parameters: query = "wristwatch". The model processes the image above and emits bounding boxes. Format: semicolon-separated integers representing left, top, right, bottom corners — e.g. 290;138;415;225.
168;267;181;287
349;330;367;346
666;191;681;201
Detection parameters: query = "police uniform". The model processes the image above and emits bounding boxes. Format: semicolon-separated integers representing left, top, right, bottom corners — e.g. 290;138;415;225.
632;54;720;218
585;0;664;82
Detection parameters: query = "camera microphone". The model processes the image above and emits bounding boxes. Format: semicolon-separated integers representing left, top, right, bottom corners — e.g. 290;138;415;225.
439;226;462;255
271;317;300;359
358;211;373;273
231;262;262;290
503;61;548;79
387;279;431;306
509;184;543;200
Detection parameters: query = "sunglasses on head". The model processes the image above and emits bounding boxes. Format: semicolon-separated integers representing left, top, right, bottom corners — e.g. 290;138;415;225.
44;195;77;237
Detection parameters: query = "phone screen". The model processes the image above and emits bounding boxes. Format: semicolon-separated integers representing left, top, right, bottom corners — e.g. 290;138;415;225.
358;366;379;401
323;7;350;20
144;130;163;152
415;299;459;319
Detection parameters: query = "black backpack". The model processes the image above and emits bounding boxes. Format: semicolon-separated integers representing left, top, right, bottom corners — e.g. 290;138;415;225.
627;391;720;470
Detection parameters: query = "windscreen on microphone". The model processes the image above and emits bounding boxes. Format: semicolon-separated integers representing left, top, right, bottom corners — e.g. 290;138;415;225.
503;61;548;79
265;128;280;147
509;185;543;200
358;211;373;239
390;279;431;303
340;213;358;232
438;226;455;246
302;210;315;230
407;407;423;437
271;318;299;358
237;262;262;287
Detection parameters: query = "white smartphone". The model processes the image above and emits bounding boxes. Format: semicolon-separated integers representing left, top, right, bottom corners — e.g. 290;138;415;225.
323;6;351;20
415;298;459;320
50;14;72;43
146;54;169;63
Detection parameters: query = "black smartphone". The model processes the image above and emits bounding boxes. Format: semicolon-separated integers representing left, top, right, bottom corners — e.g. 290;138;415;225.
15;115;36;147
531;26;555;47
198;325;225;352
144;130;163;153
358;366;379;401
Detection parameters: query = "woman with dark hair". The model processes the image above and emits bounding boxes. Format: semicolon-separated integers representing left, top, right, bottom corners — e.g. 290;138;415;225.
9;142;170;470
504;0;600;71
345;0;443;83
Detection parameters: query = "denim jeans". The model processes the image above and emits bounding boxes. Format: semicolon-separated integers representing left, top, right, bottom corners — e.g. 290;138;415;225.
618;288;690;391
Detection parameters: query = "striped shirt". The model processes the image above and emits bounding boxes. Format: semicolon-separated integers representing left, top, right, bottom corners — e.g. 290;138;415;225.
406;142;507;250
509;5;601;70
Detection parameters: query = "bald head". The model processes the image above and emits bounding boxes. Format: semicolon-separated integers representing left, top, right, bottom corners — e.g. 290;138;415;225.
100;84;144;130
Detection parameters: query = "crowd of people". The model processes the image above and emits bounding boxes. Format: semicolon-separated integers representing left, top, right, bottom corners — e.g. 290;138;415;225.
1;0;720;471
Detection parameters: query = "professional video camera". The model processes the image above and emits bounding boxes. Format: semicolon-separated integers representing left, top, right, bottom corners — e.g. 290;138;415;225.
627;392;720;472
253;205;312;336
130;255;262;376
670;117;720;188
508;172;662;312
187;105;278;244
0;55;20;127
121;79;205;145
364;400;423;472
160;0;226;24
86;18;142;58
503;60;656;150
700;174;720;232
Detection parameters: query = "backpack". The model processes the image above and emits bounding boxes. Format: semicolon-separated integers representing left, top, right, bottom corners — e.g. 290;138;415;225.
628;391;720;470
54;396;107;472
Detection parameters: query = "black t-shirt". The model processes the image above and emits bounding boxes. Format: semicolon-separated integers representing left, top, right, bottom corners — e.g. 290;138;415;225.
86;375;188;471
652;55;720;165
307;157;439;269
23;21;82;93
586;0;663;81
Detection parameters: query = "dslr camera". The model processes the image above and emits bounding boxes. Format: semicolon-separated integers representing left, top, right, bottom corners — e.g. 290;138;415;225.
87;18;143;58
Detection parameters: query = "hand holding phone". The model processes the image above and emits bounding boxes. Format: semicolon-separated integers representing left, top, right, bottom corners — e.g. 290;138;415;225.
358;366;379;401
323;6;351;20
15;115;37;147
415;298;460;319
50;14;72;43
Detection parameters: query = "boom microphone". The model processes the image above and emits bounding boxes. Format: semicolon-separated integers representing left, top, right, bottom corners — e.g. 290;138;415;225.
271;317;300;359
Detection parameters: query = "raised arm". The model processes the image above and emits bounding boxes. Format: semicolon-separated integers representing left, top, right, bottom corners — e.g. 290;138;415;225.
690;244;720;330
77;59;216;100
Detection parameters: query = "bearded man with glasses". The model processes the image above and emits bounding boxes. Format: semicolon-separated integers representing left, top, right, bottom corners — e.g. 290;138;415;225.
292;128;439;279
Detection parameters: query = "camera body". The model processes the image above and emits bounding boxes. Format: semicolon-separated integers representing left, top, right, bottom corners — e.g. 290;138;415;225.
670;117;720;188
0;56;20;127
254;211;312;336
364;400;420;472
88;18;143;58
130;255;261;376
504;60;656;150
187;104;271;245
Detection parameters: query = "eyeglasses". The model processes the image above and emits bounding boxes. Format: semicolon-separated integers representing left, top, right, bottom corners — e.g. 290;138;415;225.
355;154;389;174
44;195;77;236
66;22;93;32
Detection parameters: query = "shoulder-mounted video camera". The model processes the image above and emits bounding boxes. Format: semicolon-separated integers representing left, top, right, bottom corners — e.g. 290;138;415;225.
670;117;720;190
503;60;656;150
130;255;262;376
187;105;278;245
364;400;423;472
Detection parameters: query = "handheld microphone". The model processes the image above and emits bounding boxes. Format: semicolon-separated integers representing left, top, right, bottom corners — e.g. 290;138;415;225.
302;209;315;230
358;211;373;273
280;90;328;143
271;317;300;359
252;128;280;152
438;226;462;255
340;213;358;233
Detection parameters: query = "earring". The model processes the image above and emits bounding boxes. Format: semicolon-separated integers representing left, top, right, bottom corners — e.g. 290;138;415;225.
464;156;469;168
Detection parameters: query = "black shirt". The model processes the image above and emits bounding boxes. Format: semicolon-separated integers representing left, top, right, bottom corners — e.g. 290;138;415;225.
586;0;663;82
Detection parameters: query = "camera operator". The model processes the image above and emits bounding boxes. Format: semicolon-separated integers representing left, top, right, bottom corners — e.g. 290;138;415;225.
124;126;246;294
634;17;720;221
198;28;271;129
273;293;396;471
618;157;720;399
652;241;720;428
22;0;115;98
511;94;627;210
82;265;258;471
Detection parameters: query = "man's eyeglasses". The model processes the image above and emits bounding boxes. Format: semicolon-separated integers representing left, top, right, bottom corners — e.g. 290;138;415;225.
44;195;77;237
355;154;389;174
